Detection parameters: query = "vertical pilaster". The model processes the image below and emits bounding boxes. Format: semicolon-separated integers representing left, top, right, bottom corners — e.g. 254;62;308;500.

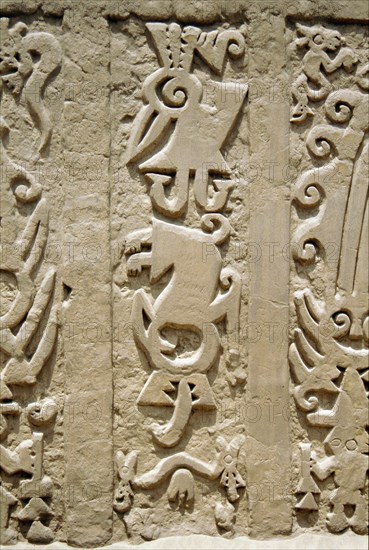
246;11;292;536
61;4;113;546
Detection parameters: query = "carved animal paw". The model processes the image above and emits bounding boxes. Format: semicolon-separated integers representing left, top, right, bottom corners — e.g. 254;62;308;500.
124;228;152;255
125;242;142;255
127;255;144;276
167;469;194;509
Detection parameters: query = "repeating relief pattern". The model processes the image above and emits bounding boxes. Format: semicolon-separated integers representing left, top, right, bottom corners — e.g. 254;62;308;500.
289;22;368;534
114;23;247;533
1;9;368;547
0;18;60;545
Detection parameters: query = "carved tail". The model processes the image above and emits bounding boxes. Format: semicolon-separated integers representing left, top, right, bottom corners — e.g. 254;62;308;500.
147;321;221;376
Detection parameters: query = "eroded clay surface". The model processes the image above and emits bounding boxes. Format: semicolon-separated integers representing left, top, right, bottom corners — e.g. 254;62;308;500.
0;1;367;548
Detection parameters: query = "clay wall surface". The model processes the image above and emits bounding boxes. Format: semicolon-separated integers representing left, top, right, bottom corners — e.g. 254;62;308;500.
0;1;367;548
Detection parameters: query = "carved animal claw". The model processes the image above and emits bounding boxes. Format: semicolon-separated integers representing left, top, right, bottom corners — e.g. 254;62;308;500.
167;469;195;508
127;256;143;276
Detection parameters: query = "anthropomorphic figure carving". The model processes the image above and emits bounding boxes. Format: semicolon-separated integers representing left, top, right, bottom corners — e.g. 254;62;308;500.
309;371;368;534
290;21;368;535
0;431;54;544
291;24;358;123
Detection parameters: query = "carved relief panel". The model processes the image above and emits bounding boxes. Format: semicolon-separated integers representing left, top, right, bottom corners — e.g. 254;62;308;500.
0;2;368;548
0;15;64;545
288;20;368;535
111;20;249;541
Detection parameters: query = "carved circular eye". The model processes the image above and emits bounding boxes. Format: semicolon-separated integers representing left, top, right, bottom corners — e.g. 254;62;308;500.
345;439;357;451
330;438;341;447
26;399;57;426
162;79;187;107
159;72;202;110
313;34;323;45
